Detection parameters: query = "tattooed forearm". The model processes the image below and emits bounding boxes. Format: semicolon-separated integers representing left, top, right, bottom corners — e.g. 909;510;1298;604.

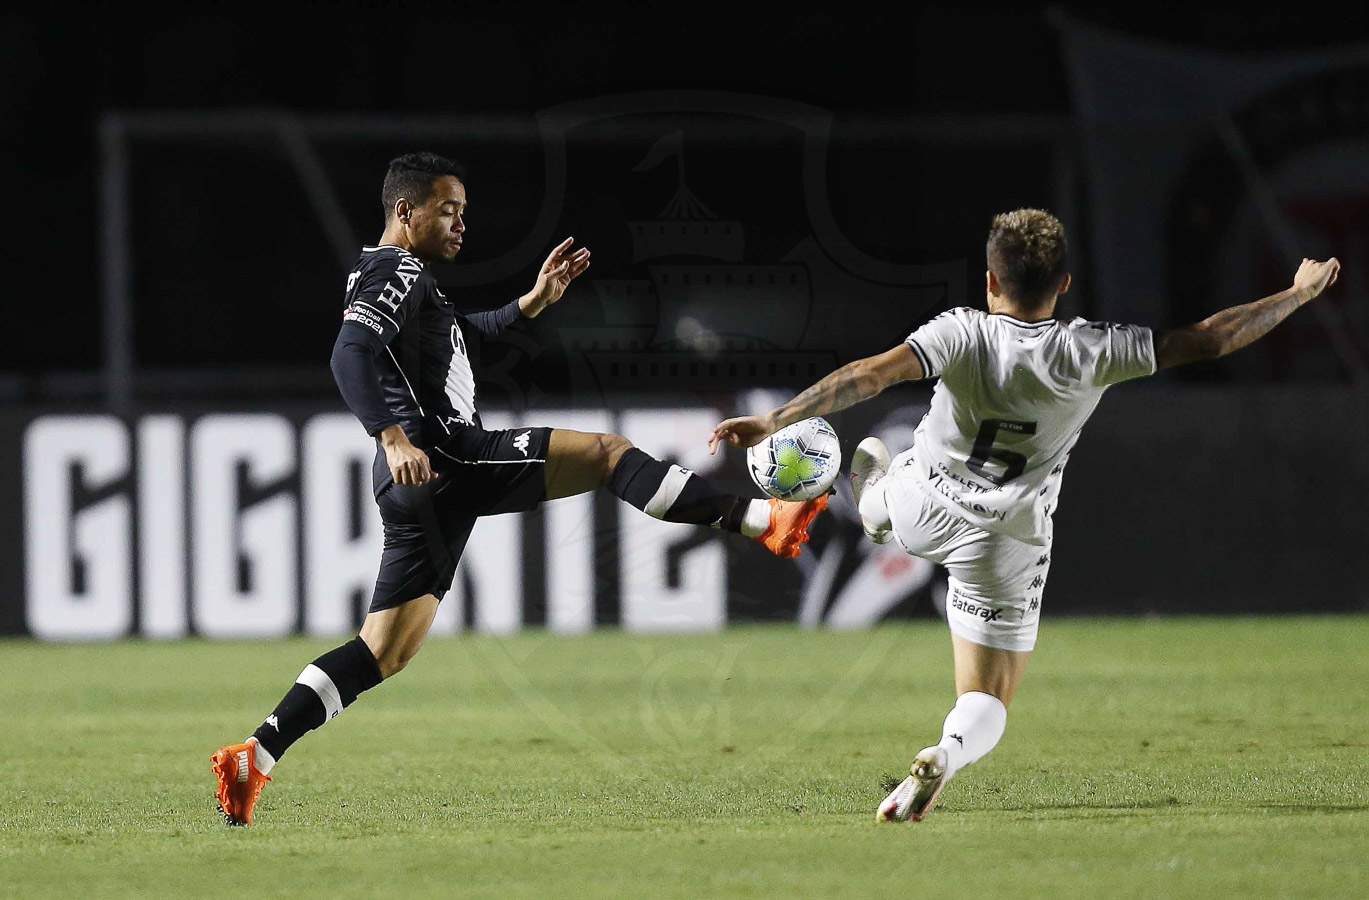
1202;288;1306;356
1157;287;1309;369
1156;258;1337;370
773;360;883;428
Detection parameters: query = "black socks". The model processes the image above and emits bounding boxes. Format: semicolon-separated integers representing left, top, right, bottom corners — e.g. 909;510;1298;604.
606;448;750;532
252;636;384;762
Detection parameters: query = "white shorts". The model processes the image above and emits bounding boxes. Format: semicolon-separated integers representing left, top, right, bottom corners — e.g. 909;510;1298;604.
874;472;1050;652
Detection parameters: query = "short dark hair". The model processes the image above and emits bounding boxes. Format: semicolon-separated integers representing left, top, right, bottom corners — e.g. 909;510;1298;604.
381;152;464;221
986;208;1069;306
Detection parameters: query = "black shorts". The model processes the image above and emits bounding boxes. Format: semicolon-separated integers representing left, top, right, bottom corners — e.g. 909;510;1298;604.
368;425;552;613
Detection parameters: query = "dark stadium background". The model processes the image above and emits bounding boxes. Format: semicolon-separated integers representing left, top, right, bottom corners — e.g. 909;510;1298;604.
3;5;1368;637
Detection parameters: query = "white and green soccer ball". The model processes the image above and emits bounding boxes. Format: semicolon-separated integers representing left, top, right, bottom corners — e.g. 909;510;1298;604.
747;417;841;502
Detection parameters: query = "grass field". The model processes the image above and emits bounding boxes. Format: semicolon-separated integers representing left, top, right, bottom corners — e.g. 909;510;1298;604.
2;616;1366;898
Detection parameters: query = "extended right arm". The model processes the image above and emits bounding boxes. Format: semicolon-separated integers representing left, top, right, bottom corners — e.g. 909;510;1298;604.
330;323;431;485
1154;258;1340;370
708;344;924;453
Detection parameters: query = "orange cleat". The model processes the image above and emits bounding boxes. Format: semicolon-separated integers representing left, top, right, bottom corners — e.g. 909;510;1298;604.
210;737;271;826
758;493;828;558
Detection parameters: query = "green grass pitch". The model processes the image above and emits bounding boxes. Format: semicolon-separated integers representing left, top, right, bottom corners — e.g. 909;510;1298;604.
2;616;1366;898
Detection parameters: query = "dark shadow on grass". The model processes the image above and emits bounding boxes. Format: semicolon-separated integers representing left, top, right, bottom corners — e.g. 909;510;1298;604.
1254;803;1369;815
943;800;1369;821
966;798;1186;814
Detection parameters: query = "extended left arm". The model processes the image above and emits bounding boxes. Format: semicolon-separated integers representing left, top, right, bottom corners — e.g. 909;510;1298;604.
465;298;523;335
1153;258;1340;369
517;237;592;319
708;344;925;453
462;238;592;334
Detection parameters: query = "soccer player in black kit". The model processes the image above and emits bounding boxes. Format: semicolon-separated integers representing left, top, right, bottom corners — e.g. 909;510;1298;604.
210;153;828;825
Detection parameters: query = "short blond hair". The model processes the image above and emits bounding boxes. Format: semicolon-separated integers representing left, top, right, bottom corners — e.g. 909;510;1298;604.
986;209;1068;305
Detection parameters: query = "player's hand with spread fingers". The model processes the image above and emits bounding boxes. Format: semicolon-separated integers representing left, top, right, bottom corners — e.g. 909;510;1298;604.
1292;257;1340;303
708;413;778;455
378;424;432;485
519;236;592;318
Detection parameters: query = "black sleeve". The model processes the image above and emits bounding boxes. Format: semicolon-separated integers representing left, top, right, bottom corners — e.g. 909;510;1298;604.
330;323;400;436
464;298;523;335
342;251;423;346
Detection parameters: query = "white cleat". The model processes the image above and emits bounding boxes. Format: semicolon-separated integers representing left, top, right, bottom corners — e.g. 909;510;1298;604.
851;437;892;544
875;746;948;823
876;776;917;823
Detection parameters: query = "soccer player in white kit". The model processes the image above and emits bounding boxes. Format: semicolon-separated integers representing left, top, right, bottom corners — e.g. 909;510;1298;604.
709;209;1341;823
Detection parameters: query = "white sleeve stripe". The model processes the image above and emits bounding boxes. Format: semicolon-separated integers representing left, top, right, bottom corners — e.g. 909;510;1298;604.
384;346;426;417
296;664;344;720
906;338;935;378
350;301;400;332
645;464;693;518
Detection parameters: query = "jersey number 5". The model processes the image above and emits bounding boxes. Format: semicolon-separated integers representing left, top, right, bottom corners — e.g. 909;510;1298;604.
966;418;1038;485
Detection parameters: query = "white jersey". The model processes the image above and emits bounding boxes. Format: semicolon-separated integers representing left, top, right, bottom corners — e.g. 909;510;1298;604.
894;307;1155;546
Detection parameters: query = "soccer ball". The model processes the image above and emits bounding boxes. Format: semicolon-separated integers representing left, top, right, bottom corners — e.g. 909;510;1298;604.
747;417;841;501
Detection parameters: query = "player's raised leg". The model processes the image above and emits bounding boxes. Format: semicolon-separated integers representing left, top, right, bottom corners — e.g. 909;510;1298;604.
850;436;892;543
544;428;827;558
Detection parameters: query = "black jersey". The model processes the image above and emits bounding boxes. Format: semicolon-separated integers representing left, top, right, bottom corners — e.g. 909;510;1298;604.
339;244;518;448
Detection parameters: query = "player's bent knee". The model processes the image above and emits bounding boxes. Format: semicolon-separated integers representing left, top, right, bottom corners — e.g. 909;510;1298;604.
358;597;438;680
371;639;422;679
598;432;633;477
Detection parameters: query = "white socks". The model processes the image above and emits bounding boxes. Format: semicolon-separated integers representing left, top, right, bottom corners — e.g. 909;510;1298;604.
249;737;277;775
935;691;1007;779
739;499;772;538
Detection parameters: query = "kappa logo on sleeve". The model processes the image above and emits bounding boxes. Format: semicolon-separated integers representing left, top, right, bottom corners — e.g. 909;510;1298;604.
513;431;532;456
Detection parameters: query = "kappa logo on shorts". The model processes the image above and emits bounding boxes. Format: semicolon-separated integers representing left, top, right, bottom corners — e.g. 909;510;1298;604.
513;431;531;456
1029;575;1045;590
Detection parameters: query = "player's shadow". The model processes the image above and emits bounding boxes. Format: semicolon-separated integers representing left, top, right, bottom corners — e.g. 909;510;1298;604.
954;800;1369;821
1252;803;1369;815
968;799;1187;819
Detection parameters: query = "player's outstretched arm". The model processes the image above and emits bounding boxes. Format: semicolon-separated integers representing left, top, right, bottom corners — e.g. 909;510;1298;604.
708;344;924;453
518;236;592;318
1154;257;1340;370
